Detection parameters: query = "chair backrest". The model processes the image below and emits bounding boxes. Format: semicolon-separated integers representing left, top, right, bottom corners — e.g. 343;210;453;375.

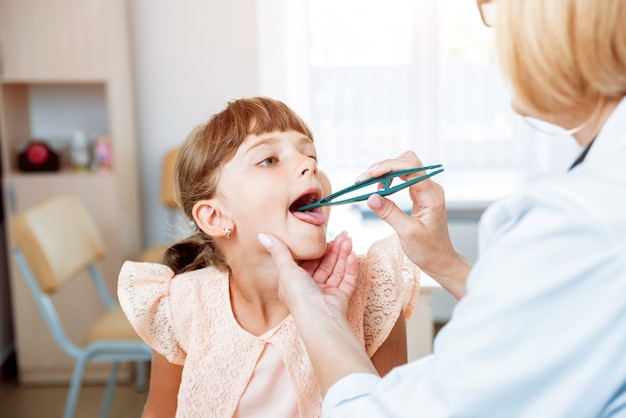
12;194;106;294
160;147;179;209
137;147;182;264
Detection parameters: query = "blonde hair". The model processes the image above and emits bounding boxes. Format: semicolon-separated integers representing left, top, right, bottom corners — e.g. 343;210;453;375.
164;97;314;273
496;0;626;117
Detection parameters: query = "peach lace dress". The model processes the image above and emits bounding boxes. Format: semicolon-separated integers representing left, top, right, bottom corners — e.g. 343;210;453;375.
118;234;419;418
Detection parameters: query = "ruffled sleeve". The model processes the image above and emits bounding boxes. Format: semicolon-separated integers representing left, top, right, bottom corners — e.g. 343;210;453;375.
348;234;420;357
117;261;186;365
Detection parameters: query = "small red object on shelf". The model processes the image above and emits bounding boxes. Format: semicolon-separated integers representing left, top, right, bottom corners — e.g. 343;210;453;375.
18;140;60;172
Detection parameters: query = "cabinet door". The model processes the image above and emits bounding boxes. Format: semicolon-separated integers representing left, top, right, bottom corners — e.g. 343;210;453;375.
0;0;106;80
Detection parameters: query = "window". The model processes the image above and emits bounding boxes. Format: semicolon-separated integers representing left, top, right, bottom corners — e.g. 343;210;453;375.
258;0;581;209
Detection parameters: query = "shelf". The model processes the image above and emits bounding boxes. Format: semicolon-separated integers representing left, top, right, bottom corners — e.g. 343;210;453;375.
0;82;109;174
9;171;114;179
0;79;107;85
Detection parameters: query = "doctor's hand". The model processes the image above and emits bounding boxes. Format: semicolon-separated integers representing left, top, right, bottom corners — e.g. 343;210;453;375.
258;232;358;316
356;151;471;299
259;231;376;394
299;231;352;288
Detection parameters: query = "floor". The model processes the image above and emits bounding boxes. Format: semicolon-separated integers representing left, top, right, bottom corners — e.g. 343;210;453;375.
0;358;148;418
0;323;448;418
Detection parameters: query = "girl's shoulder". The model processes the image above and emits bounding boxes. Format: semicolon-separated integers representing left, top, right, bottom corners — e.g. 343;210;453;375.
117;261;229;365
357;233;419;290
117;261;229;327
119;261;226;288
348;234;420;355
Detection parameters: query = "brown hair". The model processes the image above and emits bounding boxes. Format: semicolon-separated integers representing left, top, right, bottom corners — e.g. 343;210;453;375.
496;0;626;117
163;96;314;274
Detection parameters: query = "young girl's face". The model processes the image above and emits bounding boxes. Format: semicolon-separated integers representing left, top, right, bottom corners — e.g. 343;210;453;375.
218;129;330;260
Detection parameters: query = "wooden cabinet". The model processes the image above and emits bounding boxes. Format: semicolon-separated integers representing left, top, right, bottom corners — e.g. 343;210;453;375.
0;0;142;384
0;0;107;80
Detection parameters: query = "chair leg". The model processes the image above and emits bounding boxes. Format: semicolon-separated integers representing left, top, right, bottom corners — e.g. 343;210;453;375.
64;357;89;418
136;360;149;391
99;361;120;418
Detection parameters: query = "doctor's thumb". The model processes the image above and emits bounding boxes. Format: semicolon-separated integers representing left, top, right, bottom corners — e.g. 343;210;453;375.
367;194;409;233
258;233;298;268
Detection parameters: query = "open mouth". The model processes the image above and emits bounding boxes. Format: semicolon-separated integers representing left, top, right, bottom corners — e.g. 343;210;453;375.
289;190;327;226
289;192;320;213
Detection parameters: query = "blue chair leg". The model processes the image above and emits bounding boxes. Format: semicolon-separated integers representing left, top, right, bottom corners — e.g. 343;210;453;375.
64;357;89;418
99;361;120;418
136;360;148;391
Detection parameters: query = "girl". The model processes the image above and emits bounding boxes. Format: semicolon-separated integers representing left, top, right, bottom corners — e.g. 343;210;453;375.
118;97;419;417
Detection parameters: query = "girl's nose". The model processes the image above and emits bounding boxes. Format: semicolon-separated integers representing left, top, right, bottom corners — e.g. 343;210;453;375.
299;156;318;176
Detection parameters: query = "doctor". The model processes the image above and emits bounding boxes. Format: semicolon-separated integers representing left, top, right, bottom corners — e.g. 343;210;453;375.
259;0;626;416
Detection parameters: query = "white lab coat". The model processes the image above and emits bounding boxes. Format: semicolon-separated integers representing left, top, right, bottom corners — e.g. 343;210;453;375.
324;98;626;417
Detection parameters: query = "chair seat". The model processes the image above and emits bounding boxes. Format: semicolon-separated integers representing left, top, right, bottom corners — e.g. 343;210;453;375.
84;307;142;345
138;244;168;264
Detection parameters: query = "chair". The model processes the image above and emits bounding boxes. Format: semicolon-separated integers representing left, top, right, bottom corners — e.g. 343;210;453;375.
11;194;152;418
139;147;180;263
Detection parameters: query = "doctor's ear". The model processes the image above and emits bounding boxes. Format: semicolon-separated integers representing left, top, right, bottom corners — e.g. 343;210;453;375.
192;200;234;239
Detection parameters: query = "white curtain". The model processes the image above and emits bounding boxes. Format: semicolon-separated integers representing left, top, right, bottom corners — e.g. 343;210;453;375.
258;0;581;207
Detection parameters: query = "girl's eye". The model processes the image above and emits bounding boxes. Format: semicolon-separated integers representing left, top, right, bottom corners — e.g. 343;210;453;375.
259;156;279;166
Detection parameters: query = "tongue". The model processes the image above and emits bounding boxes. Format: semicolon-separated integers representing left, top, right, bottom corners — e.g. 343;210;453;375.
291;210;328;226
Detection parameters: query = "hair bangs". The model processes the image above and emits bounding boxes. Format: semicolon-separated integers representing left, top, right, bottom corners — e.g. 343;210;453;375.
245;97;314;140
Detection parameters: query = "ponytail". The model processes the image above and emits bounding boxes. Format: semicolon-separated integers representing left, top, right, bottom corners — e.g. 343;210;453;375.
163;232;229;274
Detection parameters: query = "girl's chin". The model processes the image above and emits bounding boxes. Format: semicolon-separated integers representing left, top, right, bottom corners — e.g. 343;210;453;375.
292;241;327;261
293;248;326;262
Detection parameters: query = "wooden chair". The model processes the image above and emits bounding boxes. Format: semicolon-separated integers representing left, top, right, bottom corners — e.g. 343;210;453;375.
139;147;180;263
11;194;152;418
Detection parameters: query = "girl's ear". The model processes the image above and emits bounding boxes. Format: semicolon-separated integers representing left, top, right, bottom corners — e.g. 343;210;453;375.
192;200;234;239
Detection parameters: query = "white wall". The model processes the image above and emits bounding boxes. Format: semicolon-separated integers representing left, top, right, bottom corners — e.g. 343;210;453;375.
129;0;261;248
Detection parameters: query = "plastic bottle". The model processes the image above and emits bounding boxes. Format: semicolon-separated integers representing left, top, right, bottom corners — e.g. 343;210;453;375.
92;135;113;174
71;128;90;171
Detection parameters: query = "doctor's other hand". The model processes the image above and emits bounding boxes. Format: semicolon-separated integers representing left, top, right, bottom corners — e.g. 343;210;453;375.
357;151;471;299
258;232;358;317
